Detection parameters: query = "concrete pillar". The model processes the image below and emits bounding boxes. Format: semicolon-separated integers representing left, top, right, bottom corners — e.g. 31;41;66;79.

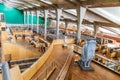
27;11;30;28
24;11;27;27
1;62;12;80
44;10;48;40
65;21;68;32
56;9;62;39
93;22;99;37
76;6;86;43
31;11;34;30
48;19;52;27
36;10;39;33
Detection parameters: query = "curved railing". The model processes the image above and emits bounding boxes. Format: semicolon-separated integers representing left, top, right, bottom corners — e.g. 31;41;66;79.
73;44;120;75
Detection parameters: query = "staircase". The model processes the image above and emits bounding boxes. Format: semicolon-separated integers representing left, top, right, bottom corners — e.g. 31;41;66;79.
10;58;38;72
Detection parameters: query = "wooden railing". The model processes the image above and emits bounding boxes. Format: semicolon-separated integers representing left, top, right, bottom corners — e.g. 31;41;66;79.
5;39;74;80
56;50;73;80
34;60;56;80
21;43;53;80
93;54;120;74
73;44;120;75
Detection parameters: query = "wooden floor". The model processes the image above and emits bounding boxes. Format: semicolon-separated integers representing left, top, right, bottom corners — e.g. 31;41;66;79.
16;39;43;55
1;38;120;80
68;54;120;80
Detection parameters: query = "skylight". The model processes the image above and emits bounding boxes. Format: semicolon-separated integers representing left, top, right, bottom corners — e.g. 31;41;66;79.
40;0;53;5
110;27;120;34
99;27;118;36
89;7;120;25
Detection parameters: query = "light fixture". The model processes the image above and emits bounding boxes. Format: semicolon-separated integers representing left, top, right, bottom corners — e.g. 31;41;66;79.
40;0;53;5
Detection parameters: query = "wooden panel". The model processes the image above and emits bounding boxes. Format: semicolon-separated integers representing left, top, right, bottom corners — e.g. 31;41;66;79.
0;73;2;80
2;42;40;61
31;44;71;80
0;66;23;80
10;66;23;80
1;32;9;42
21;39;74;80
56;50;73;80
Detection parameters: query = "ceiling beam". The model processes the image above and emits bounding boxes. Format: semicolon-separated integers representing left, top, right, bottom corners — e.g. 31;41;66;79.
101;26;120;35
94;21;120;28
37;0;57;8
64;0;77;6
83;0;120;8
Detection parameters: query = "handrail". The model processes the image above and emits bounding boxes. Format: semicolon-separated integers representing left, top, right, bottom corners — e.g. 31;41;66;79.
22;42;54;80
95;54;120;66
34;60;56;80
73;44;120;66
21;39;76;80
56;50;73;80
73;44;120;74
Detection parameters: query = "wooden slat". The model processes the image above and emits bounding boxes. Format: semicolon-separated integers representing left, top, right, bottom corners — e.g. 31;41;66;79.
10;66;23;80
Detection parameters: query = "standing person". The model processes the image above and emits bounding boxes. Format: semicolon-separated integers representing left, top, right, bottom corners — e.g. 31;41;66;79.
62;32;67;48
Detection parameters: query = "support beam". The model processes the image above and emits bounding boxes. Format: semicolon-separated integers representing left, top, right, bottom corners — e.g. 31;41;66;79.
24;11;27;27
36;10;39;33
44;10;48;40
65;21;69;33
93;22;99;37
31;11;34;30
76;6;86;43
27;11;30;28
56;9;62;39
48;19;52;27
1;62;12;80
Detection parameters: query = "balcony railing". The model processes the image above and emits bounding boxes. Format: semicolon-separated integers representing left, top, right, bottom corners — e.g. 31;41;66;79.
72;44;120;75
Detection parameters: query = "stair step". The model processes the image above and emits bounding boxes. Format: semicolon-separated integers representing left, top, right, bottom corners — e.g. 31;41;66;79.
19;63;33;69
10;58;38;65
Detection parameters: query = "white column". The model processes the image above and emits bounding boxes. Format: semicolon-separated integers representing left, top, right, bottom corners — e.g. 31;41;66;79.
44;10;48;40
27;11;30;28
31;11;34;30
36;10;39;33
56;9;62;39
76;6;86;43
24;11;26;27
48;19;52;27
